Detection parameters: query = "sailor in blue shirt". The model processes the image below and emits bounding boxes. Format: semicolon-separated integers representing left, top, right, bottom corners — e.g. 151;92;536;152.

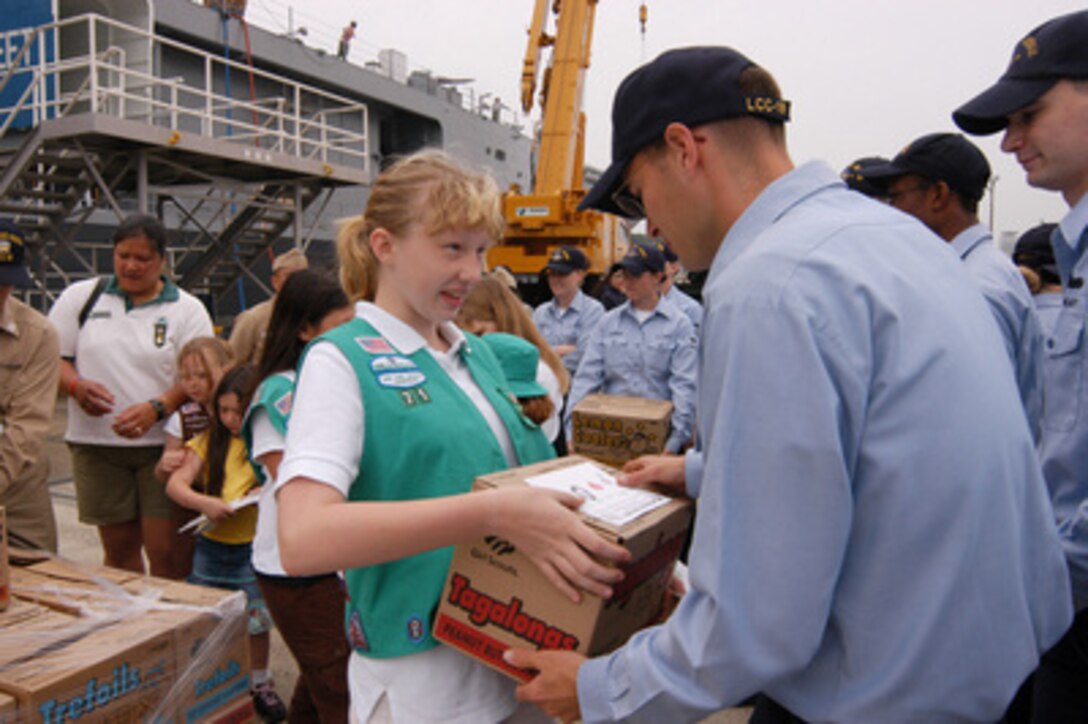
509;45;1071;724
955;11;1088;719
649;238;703;335
867;132;1044;437
564;242;697;453
1012;223;1063;337
532;246;605;376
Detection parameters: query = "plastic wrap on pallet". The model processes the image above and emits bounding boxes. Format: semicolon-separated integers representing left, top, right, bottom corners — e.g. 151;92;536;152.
0;555;255;723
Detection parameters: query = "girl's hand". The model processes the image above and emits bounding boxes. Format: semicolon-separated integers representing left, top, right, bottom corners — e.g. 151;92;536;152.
72;378;115;417
489;487;630;604
201;498;234;523
112;401;157;439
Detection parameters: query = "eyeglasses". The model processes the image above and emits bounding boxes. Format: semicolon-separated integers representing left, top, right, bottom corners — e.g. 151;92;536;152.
610;150;655;220
611;182;645;220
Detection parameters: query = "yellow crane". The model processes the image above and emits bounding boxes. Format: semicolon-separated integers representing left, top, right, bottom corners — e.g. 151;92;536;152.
487;0;632;285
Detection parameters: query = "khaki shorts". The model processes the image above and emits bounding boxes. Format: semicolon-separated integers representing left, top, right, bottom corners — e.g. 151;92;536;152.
68;443;175;525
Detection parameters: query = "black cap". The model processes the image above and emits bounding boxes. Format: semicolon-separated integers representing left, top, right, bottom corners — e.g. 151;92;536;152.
0;219;32;288
578;46;790;217
649;238;679;263
840;156;891;198
865;133;991;202
544;245;589;275
1012;223;1059;280
618;242;666;276
953;10;1088;135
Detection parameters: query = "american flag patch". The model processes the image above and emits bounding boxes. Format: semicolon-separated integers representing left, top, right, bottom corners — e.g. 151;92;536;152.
356;336;394;354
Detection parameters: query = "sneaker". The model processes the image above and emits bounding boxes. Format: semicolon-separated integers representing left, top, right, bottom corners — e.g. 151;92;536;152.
251;681;287;723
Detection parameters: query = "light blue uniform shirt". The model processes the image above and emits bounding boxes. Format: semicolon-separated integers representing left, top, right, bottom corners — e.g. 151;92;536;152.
1040;192;1088;611
951;223;1044;438
577;162;1071;723
533;290;605;375
665;285;703;335
1033;291;1063;339
564;297;697;452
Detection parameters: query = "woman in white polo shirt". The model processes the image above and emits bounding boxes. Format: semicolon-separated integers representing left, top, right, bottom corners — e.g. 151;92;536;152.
49;214;213;577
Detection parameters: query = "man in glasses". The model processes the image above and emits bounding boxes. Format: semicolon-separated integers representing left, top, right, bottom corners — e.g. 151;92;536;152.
865;132;1044;438
954;10;1088;721
506;45;1070;723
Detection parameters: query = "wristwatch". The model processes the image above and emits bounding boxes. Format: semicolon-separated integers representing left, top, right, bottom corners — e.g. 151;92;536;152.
148;398;167;421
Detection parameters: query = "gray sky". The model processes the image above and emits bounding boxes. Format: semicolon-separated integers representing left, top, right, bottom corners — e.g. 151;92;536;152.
241;0;1084;241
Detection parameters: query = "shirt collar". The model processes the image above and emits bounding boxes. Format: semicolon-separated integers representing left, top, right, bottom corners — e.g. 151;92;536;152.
0;297;17;337
707;161;840;286
620;294;675;323
355;301;466;356
949;223;992;260
104;275;180;309
1058;193;1088;252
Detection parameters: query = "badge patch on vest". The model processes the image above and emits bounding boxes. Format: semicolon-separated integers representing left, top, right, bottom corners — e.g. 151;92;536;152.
406;614;427;644
369;355;416;372
273;390;293;416
347;610;370;651
376;370;426;388
356;336;394;354
154;316;168;347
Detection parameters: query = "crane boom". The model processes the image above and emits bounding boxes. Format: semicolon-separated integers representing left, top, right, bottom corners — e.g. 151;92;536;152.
488;0;627;287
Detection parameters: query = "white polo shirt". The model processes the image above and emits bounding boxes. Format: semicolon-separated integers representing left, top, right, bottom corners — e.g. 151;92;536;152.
49;276;213;446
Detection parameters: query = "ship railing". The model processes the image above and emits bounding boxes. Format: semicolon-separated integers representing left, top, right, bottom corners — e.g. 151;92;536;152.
0;12;369;175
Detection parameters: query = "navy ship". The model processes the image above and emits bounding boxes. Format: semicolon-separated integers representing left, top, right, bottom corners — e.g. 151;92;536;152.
0;0;532;321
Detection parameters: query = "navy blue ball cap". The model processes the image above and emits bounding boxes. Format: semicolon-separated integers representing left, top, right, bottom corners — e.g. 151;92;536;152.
0;219;32;288
618;242;666;276
865;133;991;202
953;10;1088;135
544;245;589;275
1012;223;1059;275
579;46;790;217
840;156;891;198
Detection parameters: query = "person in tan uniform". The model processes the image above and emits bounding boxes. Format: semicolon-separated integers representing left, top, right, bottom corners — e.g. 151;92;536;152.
0;219;59;552
228;248;308;364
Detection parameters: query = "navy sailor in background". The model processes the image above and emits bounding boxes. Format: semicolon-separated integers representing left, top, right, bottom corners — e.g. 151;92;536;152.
954;10;1088;721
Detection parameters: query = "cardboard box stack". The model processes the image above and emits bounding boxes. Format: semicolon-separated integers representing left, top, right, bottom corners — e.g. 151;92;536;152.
0;557;254;723
570;394;673;467
433;456;692;681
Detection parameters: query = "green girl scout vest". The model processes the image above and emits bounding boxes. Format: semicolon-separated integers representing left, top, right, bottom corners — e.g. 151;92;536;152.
320;318;554;658
242;371;294;485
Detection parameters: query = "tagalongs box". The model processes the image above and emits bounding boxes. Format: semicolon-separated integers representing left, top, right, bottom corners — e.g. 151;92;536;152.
570;394;673;467
433;456;692;681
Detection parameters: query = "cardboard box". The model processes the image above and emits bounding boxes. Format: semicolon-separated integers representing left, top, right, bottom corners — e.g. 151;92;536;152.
0;562;253;723
433;456;692;681
0;599;176;723
570;394;673;466
0;506;9;612
148;581;253;724
0;692;16;722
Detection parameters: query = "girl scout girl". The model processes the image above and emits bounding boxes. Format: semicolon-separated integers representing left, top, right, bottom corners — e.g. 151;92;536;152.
275;150;628;723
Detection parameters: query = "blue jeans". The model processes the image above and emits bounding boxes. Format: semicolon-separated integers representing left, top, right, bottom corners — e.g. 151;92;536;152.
190;535;271;635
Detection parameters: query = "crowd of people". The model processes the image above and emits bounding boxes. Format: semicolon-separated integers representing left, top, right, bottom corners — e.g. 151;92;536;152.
1;7;1087;723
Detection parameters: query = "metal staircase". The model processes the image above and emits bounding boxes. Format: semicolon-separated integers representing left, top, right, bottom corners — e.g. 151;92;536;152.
0;11;370;313
175;180;325;303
